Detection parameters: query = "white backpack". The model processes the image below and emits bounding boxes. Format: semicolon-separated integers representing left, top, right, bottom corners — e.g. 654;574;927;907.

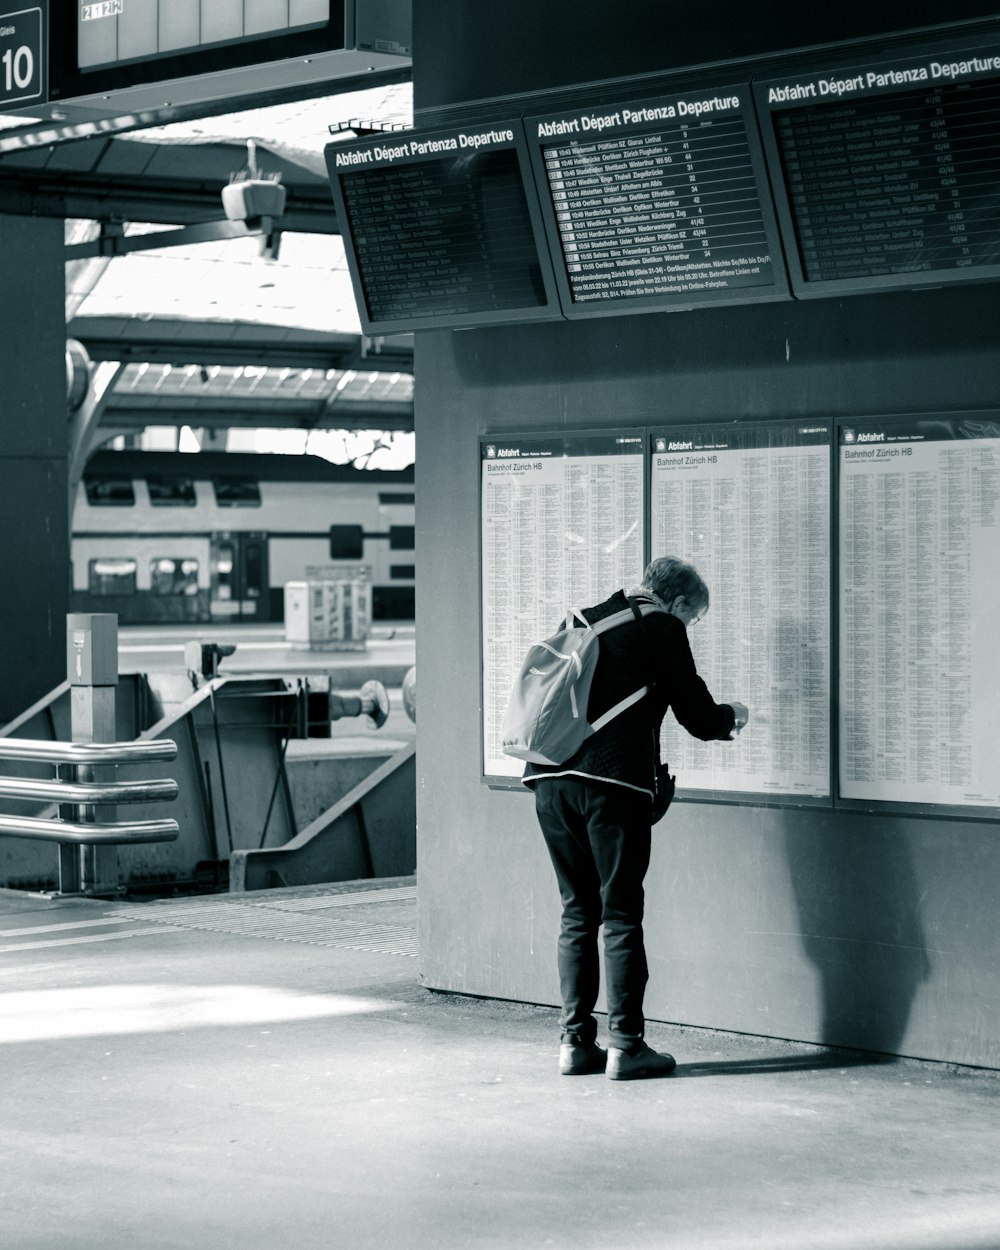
501;599;658;766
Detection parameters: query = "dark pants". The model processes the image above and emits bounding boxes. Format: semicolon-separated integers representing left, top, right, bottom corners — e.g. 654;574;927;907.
534;776;652;1051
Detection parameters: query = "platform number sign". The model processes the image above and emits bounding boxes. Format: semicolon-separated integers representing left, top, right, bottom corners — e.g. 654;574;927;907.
0;6;44;108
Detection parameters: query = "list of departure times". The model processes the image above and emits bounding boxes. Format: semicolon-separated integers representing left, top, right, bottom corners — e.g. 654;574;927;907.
528;89;784;312
481;434;645;779
839;419;1000;809
650;424;831;798
760;47;1000;290
330;126;555;332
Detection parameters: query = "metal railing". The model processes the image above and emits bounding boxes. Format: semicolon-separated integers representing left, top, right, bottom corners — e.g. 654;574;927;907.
0;737;179;896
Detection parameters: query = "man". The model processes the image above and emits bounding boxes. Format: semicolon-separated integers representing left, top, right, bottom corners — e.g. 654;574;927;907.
524;556;749;1080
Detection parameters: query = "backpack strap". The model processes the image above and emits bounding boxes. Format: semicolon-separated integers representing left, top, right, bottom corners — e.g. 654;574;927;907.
589;602;658;634
590;683;650;732
628;594;662;701
588;598;659;731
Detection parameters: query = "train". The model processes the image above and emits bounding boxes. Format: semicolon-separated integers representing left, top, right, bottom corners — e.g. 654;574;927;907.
71;450;415;625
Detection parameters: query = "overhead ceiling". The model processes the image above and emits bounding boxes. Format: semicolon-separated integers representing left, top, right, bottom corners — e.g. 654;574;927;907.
0;83;412;225
102;359;414;432
1;75;415;430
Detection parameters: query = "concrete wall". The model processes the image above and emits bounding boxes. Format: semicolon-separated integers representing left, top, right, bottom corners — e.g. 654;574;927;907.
413;3;1000;1067
0;213;69;723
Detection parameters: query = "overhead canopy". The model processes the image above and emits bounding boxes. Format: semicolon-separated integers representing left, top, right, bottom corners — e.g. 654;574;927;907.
1;82;415;433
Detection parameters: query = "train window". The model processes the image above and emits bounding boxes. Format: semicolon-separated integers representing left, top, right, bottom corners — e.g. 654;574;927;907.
389;525;415;551
330;524;364;560
88;558;137;595
211;541;235;600
147;476;196;506
244;541;264;600
213;478;261;507
390;565;415;580
85;478;135;506
150;558;199;596
378;492;415;506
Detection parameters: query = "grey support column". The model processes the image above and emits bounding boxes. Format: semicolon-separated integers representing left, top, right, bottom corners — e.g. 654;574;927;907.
63;614;119;894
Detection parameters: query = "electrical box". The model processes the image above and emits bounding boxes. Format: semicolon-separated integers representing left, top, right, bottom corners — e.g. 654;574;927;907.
284;573;371;650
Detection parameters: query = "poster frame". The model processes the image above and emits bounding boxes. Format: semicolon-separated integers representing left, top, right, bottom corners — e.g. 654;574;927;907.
478;426;649;789
834;411;1000;822
648;419;835;809
478;413;999;823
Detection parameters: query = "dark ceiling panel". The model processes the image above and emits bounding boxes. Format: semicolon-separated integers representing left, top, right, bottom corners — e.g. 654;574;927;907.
38;140;112;173
94;142;163;177
104;397;414;431
0;149;50;170
70;316;414;373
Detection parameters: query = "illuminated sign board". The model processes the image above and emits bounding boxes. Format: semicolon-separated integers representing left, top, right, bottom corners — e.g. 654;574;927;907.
756;40;1000;297
326;122;561;333
525;85;789;316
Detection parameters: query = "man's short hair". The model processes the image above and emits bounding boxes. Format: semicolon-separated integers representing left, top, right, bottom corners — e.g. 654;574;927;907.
640;556;709;612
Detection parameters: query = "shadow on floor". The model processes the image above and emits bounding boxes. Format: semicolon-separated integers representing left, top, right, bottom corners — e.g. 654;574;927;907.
673;1048;898;1078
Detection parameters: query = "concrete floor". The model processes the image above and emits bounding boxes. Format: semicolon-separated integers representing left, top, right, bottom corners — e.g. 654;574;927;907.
2;881;999;1250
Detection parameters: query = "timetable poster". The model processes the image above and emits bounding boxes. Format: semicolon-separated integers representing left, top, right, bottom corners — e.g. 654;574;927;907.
326;122;560;334
525;86;788;316
650;424;831;798
839;418;1000;809
756;44;1000;295
481;433;645;780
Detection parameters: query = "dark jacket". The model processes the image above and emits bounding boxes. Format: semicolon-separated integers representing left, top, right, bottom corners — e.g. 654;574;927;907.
523;589;736;798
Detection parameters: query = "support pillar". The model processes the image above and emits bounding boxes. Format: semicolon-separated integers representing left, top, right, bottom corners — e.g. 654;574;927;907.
0;213;69;725
62;614;119;894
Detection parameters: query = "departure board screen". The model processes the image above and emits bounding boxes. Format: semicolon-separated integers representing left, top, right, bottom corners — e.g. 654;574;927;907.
481;432;646;781
650;422;831;800
756;44;1000;296
77;0;330;69
326;123;561;334
524;87;789;316
839;417;1000;812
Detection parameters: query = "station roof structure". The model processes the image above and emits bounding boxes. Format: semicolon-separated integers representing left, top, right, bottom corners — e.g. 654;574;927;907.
0;75;415;437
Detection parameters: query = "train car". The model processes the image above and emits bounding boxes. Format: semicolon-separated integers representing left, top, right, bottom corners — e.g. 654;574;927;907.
71;450;415;625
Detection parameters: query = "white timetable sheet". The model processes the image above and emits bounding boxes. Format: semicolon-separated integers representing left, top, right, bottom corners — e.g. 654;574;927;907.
481;433;645;779
839;419;1000;809
650;424;831;797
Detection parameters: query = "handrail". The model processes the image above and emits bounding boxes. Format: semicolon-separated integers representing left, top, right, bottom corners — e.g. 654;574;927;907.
0;738;178;765
0;814;180;845
0;777;179;804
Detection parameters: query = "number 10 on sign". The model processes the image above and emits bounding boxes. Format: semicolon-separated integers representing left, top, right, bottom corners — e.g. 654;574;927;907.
0;7;44;108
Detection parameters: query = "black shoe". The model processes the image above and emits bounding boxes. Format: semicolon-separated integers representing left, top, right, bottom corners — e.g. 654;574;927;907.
559;1041;608;1075
606;1043;676;1080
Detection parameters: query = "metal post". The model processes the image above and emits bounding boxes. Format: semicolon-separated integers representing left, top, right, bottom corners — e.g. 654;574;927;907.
66;613;119;895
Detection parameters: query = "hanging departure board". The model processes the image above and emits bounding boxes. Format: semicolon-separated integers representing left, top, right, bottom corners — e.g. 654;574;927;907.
839;416;1000;813
325;123;561;334
523;86;789;316
650;422;831;800
480;432;646;781
756;43;1000;296
76;0;331;70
